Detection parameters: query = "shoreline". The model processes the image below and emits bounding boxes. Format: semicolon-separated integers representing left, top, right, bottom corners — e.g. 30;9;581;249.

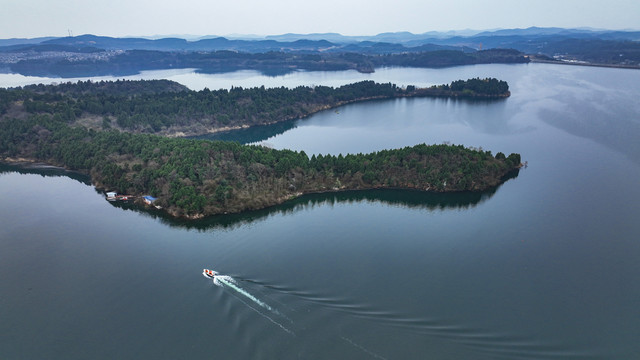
1;157;521;220
529;58;640;70
0;78;517;220
124;90;510;138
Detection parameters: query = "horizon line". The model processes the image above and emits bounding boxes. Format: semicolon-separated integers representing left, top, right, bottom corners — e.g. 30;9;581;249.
3;26;640;41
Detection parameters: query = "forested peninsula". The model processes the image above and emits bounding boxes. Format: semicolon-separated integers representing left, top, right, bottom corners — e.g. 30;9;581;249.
0;79;520;218
1;77;510;137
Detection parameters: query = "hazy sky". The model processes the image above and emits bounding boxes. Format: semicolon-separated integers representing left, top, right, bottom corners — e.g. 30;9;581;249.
1;0;638;38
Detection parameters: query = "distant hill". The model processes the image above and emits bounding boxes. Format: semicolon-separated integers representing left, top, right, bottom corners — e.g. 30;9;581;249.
1;28;638;73
264;30;484;43
3;28;639;53
265;32;361;43
35;34;337;53
0;37;57;47
474;27;595;37
0;43;104;53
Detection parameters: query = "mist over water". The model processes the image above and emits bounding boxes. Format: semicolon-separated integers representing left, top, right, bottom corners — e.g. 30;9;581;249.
1;64;640;359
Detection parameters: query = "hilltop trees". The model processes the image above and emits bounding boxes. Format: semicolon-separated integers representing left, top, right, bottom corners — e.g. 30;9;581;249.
0;114;521;218
0;78;520;218
450;77;509;96
4;78;510;136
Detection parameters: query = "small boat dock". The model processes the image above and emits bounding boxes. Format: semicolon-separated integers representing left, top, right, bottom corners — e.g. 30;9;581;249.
105;192;136;202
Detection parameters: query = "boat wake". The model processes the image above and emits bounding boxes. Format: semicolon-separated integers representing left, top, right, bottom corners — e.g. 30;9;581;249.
214;275;273;312
205;269;294;335
202;270;592;358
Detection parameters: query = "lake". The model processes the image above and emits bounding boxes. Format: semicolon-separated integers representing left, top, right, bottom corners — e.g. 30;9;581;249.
1;64;639;359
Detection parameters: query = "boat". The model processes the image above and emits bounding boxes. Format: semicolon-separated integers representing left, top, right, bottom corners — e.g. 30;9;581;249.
202;269;218;279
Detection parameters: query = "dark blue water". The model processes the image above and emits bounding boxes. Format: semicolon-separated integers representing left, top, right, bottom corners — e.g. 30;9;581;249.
1;64;640;359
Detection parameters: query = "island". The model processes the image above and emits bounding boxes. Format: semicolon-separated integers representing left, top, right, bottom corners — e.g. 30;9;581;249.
0;79;520;218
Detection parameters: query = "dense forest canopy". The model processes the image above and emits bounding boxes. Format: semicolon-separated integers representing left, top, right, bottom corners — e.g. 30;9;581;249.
2;78;509;136
0;78;519;218
0;114;520;217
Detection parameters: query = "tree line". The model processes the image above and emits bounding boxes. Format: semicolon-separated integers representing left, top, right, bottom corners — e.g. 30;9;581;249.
0;113;521;218
3;78;510;136
6;48;530;77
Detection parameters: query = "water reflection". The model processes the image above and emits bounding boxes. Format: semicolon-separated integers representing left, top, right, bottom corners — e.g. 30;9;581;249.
112;170;518;231
0;162;91;186
196;67;296;77
192;96;510;146
539;104;640;165
523;65;640;165
190;120;297;143
0;162;519;231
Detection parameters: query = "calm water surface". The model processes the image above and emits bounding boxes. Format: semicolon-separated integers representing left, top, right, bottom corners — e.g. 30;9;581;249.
1;64;640;359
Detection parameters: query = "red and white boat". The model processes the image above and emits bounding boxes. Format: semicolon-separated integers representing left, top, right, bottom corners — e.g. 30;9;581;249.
202;269;218;279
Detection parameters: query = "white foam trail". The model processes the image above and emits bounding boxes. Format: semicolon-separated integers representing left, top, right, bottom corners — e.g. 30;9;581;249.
341;337;388;360
213;275;294;335
225;289;295;336
216;276;273;312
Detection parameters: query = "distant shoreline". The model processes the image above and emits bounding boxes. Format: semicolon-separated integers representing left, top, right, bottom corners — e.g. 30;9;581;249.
169;89;509;138
529;57;640;70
